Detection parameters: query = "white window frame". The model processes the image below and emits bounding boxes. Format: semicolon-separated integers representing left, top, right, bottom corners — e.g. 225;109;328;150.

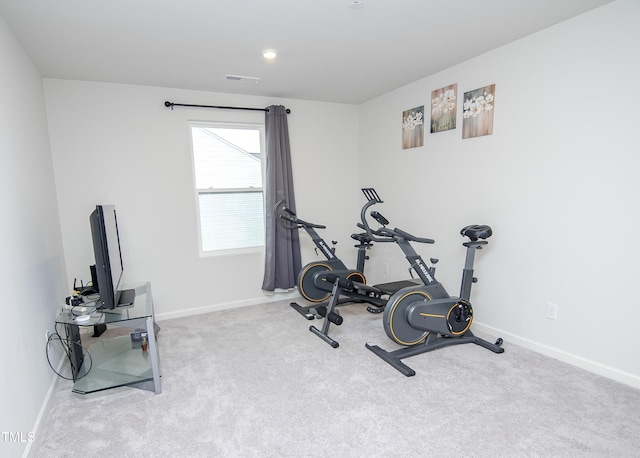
189;121;266;257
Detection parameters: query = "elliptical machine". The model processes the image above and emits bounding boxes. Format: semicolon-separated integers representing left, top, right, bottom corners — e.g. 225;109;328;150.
359;188;504;376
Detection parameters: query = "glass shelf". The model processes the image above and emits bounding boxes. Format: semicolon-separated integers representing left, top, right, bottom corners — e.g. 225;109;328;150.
55;282;161;395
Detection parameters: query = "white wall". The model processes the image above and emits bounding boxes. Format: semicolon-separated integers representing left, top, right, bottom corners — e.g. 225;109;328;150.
43;80;360;319
0;17;68;458
358;0;640;387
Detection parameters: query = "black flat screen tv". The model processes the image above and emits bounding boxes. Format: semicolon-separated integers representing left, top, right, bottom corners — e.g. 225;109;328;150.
90;205;134;310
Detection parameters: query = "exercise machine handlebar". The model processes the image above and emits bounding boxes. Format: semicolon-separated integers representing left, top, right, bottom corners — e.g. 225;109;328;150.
393;227;435;245
277;202;327;230
356;223;393;240
359;190;434;245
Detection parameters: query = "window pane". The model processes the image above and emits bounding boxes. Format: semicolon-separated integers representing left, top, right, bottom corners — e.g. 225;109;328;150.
192;127;262;189
199;191;265;251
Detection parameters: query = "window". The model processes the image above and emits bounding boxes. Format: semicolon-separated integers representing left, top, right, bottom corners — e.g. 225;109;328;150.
190;123;265;253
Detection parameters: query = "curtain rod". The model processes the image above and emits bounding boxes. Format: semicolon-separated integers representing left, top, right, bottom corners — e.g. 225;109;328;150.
164;101;290;114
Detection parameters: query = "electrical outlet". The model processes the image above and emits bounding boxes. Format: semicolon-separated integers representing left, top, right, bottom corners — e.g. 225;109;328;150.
546;302;558;320
383;262;390;275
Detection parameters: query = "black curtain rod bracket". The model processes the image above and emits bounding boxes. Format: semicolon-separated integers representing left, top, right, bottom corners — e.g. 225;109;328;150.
164;101;290;114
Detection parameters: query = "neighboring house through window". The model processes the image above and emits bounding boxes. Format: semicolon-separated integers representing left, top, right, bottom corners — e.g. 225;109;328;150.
190;123;265;253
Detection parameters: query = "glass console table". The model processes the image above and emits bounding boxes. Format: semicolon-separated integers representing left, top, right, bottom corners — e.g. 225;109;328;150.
55;282;161;395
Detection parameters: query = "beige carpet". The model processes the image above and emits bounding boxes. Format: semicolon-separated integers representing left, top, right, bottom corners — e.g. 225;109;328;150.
31;299;640;457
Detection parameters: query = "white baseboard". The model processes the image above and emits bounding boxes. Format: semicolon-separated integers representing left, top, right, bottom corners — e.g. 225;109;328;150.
155;290;300;322
473;321;640;390
25;356;66;457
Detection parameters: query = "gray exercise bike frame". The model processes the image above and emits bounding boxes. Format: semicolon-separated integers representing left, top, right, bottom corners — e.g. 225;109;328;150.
359;188;504;376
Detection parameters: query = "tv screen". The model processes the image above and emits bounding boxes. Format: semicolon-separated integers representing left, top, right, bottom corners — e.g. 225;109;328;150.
90;205;133;310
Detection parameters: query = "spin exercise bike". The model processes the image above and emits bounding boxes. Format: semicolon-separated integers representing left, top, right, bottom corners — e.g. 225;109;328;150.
276;205;370;304
280;196;419;347
359;188;504;376
277;204;380;326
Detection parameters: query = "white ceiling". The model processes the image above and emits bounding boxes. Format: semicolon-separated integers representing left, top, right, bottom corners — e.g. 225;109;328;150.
0;0;614;104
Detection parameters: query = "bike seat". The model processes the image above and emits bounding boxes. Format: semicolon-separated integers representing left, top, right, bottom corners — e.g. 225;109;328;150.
351;232;372;244
461;225;492;241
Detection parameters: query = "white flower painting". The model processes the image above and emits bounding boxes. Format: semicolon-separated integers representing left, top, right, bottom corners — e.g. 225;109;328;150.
462;84;495;139
402;106;424;149
431;84;457;133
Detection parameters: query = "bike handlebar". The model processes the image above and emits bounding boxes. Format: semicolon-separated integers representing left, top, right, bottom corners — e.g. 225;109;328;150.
359;190;434;244
279;205;326;229
393;227;434;244
367;223;433;244
356;223;393;241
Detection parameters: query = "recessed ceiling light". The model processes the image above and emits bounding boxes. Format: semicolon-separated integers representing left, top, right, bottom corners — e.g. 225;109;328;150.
262;49;277;59
349;1;364;9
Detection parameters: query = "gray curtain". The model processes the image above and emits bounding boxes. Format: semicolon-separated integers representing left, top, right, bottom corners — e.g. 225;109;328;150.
262;105;301;291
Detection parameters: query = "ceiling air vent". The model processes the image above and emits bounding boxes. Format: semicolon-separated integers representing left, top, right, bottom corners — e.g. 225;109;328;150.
225;74;261;84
